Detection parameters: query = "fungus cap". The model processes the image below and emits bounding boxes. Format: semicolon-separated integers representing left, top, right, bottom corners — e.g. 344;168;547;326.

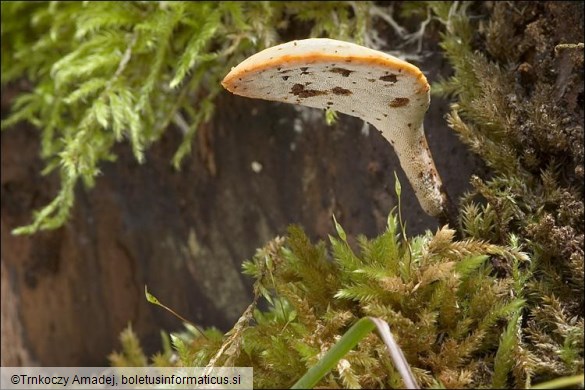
222;38;446;217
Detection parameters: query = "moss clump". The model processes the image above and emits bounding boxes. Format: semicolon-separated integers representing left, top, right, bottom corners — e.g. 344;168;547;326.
112;212;530;388
432;1;584;385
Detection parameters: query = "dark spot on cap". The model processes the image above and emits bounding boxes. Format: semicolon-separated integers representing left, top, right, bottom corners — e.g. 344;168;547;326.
383;114;388;117
300;67;308;72
327;101;333;106
380;74;398;83
291;84;303;94
330;67;354;77
407;123;412;128
282;76;290;81
279;69;291;74
367;79;375;82
389;97;410;107
277;67;282;71
331;87;352;96
352;81;357;84
304;82;312;86
291;83;327;98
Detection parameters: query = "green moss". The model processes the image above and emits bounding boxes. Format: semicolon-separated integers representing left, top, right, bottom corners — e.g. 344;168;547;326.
113;209;529;388
108;324;148;367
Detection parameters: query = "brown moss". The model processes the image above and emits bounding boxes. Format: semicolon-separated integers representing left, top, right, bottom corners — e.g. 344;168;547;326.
439;2;584;383
485;2;584;184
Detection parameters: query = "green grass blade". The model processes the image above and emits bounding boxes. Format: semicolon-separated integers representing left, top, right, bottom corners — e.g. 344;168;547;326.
291;317;419;389
291;317;375;389
530;374;584;389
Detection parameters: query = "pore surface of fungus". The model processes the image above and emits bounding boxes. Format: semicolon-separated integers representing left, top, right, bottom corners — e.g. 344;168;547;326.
222;38;447;217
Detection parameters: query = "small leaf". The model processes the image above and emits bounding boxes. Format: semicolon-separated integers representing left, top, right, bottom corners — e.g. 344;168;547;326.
332;214;347;242
144;285;161;305
170;334;188;357
325;108;338;126
455;255;489;278
394;171;402;198
63;78;108;104
93;98;110;129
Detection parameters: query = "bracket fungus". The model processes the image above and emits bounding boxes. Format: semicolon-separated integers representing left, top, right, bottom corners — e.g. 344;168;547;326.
222;38;451;219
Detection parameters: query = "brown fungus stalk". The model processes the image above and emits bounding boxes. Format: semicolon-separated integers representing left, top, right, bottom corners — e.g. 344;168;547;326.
222;38;454;222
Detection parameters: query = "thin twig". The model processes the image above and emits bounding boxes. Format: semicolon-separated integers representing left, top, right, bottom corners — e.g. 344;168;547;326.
369;4;408;38
404;7;432;53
